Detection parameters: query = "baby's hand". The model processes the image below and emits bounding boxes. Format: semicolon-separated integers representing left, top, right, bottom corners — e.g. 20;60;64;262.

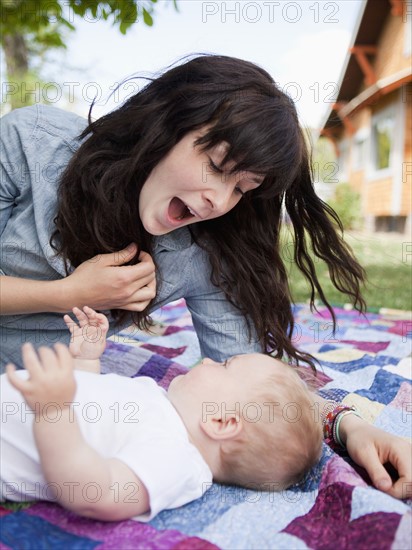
64;306;109;360
6;343;76;413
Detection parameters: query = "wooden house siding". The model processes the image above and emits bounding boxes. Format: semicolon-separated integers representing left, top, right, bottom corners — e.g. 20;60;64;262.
374;8;411;79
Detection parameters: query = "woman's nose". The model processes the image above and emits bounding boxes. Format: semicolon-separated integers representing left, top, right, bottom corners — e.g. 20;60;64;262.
202;186;234;216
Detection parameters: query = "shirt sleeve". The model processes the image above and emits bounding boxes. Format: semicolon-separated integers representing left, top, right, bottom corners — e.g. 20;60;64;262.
117;436;213;522
184;245;263;361
0;106;37;236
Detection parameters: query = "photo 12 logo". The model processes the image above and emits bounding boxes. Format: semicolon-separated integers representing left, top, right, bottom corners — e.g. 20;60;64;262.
1;81;140;106
201;2;340;24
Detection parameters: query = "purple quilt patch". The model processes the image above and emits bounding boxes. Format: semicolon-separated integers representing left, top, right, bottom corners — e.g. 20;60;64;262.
141;344;187;359
340;340;390;353
283;483;401;549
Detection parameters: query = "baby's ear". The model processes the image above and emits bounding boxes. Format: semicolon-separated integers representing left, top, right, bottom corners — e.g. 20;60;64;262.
200;415;243;441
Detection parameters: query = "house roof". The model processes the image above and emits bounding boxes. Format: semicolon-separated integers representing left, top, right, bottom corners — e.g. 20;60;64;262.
320;0;392;133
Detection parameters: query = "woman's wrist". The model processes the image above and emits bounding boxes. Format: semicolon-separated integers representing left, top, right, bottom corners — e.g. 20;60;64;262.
336;412;366;446
319;400;366;447
51;277;78;313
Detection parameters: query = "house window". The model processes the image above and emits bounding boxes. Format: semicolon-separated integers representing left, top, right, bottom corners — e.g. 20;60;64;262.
353;138;366;170
371;108;394;171
375;216;406;233
352;127;369;172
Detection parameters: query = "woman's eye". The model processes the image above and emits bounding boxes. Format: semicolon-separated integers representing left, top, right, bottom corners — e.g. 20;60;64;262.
208;158;245;197
209;159;223;173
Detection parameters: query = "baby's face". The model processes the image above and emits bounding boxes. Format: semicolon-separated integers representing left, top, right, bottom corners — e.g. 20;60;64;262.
168;353;284;411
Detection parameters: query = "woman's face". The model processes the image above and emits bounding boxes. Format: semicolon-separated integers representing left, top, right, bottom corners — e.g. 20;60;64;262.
139;129;263;235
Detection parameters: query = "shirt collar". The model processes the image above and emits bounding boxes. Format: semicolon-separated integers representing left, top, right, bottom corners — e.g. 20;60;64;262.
153;227;193;251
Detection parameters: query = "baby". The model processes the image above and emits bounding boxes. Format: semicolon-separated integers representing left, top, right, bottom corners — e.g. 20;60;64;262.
1;307;322;522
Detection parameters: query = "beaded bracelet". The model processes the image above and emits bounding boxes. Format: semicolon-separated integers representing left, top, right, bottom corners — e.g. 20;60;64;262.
322;403;352;441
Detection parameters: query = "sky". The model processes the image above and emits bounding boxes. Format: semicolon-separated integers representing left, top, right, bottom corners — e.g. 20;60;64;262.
1;0;365;128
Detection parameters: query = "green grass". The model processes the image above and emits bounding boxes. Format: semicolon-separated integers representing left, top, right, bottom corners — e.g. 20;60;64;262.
283;231;412;311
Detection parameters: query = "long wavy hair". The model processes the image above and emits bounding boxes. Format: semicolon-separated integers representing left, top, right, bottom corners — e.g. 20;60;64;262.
51;54;366;369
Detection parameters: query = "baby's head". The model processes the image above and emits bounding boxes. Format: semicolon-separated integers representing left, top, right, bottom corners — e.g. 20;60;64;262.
168;353;323;491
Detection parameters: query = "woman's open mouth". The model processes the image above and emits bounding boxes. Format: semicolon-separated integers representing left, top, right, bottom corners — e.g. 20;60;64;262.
168;197;196;222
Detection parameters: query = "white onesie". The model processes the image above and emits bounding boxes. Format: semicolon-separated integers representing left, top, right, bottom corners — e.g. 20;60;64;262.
0;370;213;521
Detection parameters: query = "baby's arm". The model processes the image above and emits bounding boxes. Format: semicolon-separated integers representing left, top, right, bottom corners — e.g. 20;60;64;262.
6;343;150;521
64;306;109;373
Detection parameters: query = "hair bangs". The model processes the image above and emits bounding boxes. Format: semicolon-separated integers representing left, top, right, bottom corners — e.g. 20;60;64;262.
195;95;304;200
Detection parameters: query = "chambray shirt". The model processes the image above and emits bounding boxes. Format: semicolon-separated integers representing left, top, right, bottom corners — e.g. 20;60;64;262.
0;104;261;371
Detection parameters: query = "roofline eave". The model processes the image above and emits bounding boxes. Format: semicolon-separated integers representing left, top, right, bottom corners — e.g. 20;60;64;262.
339;68;412;117
317;0;368;133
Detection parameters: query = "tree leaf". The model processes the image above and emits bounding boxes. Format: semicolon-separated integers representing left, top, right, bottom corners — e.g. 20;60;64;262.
143;8;153;26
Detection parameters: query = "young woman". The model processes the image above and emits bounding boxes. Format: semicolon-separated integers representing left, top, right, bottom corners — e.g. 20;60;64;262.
0;54;364;370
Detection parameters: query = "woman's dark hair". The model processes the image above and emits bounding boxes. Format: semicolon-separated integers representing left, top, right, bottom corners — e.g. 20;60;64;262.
51;54;366;370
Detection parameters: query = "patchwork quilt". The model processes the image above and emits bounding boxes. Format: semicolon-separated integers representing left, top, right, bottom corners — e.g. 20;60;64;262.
1;300;411;550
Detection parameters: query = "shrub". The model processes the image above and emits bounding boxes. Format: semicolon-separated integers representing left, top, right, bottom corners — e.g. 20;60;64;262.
328;183;361;230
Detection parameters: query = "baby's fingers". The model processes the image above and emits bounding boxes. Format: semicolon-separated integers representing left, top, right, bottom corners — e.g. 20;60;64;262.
63;314;78;335
37;346;60;372
72;306;90;328
21;343;44;377
6;363;30;393
83;306;109;332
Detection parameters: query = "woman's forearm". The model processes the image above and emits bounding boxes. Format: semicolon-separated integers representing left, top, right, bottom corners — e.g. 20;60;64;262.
0;276;73;315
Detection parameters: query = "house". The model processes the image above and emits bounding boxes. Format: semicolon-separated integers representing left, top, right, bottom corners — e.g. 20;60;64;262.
319;0;411;233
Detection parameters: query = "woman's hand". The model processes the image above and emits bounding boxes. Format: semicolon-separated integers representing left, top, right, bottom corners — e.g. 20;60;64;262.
6;343;76;413
340;413;412;499
63;244;156;312
64;306;109;360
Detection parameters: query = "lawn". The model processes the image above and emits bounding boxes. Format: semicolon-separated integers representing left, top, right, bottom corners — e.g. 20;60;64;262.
283;230;412;311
